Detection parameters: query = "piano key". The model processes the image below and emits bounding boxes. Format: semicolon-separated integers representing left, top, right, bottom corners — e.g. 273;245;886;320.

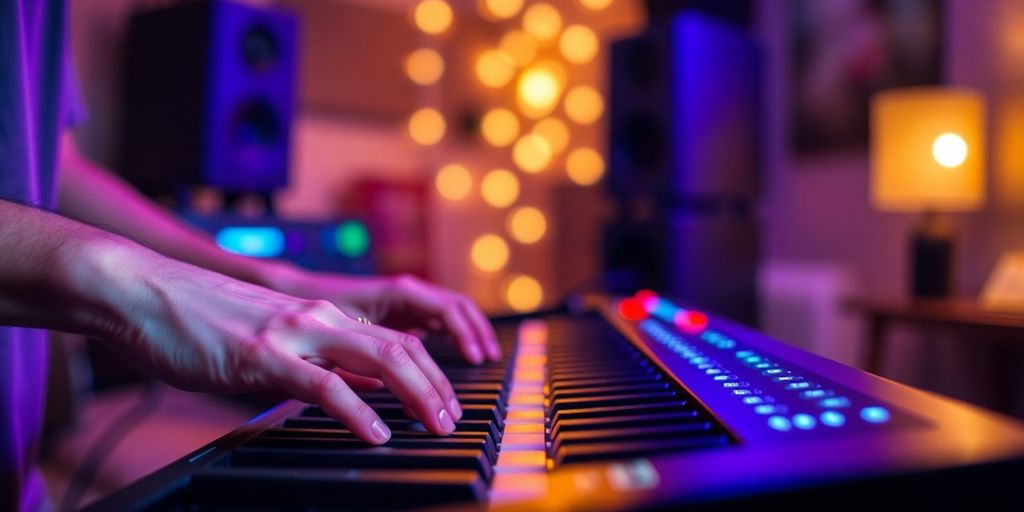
359;391;508;417
550;423;715;454
230;446;495;482
548;382;670;401
548;401;692;424
549;374;663;392
189;467;485;508
246;435;498;464
549;411;703;438
281;417;502;442
261;427;497;456
553;435;733;466
548;391;680;414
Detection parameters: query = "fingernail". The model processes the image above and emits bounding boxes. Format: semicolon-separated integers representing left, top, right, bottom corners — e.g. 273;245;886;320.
448;397;463;420
468;344;483;364
438;409;456;434
371;419;391;443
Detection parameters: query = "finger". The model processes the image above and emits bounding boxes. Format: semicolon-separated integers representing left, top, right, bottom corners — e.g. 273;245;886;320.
334;368;385;391
312;328;456;436
271;354;391;444
396;281;485;364
349;322;461;420
458;298;502;361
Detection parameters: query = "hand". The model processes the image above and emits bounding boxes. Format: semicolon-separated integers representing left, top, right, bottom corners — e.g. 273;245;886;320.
275;271;502;365
88;242;462;444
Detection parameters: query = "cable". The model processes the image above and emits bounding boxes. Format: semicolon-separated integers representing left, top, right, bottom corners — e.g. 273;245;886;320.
60;380;163;512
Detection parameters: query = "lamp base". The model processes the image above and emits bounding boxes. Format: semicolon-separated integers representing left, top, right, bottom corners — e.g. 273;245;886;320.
910;212;954;298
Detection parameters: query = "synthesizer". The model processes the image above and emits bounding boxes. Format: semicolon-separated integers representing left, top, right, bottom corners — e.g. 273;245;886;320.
87;292;1024;510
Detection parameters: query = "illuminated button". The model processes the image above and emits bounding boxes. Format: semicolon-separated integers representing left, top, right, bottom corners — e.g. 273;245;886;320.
216;227;285;258
819;397;852;409
735;350;754;358
718;339;736;349
713;375;735;381
800;389;833;400
743;396;763;405
860;406;891;424
764;369;784;375
754;405;776;415
768;415;792;432
774;376;800;382
723;382;749;388
786;382;812;390
755;363;772;369
820;411;846;427
335;221;370;258
689;357;709;365
705;368;722;375
697;364;713;370
743;356;763;364
732;389;751;396
792;413;816;430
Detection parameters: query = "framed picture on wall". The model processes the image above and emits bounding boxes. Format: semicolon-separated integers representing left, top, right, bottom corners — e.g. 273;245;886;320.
790;0;943;154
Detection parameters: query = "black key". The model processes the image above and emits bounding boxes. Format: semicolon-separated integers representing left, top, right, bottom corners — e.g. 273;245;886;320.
230;446;495;482
281;417;502;442
549;368;655;381
550;423;714;454
549;382;670;401
369;404;504;429
549;411;702;438
549;402;691;424
247;435;498;464
548;392;679;414
262;427;497;457
549;374;663;392
553;436;732;466
189;467;485;508
359;392;507;417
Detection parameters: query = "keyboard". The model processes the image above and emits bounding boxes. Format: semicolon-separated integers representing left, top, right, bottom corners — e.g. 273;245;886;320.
87;293;1024;511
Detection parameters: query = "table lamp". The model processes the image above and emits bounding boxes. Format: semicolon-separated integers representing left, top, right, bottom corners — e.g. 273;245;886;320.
870;87;986;298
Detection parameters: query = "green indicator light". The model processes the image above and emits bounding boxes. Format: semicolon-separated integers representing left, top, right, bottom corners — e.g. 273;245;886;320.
335;221;370;258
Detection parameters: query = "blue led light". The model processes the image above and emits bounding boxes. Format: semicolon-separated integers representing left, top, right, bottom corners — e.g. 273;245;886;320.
820;411;846;427
786;382;812;390
792;413;817;430
216;227;286;258
764;369;784;375
689;357;709;364
719;339;736;349
697;363;713;370
860;406;891;424
713;374;736;381
774;376;799;382
768;415;792;432
800;389;833;400
755;363;772;369
735;350;755;358
819;397;852;409
733;389;751;396
755;405;776;415
744;356;763;363
705;368;722;375
723;382;749;388
743;396;763;405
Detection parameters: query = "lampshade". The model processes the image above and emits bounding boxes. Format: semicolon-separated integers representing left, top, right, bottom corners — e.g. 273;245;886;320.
870;87;986;212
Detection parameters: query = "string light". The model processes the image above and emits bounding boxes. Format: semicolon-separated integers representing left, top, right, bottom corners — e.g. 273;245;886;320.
501;31;538;67
476;49;517;88
532;117;570;155
435;164;472;200
578;0;614;11
481;169;521;207
517;61;565;118
405;48;445;85
566;147;605;185
507;206;547;244
471;234;510;272
513;134;553;173
504;274;544;311
408;108;446;145
522;3;562;43
564;85;604;125
481;108;520;147
559;25;598;64
414;0;453;35
481;0;523;20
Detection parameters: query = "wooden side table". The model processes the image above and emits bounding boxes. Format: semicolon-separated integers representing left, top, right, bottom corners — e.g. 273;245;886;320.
845;297;1024;413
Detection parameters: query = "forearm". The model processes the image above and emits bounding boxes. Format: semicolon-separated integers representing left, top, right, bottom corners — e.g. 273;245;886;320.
0;199;143;337
56;134;296;289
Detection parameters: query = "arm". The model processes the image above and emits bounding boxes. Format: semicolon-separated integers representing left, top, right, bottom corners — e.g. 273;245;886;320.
58;133;502;362
0;199;462;442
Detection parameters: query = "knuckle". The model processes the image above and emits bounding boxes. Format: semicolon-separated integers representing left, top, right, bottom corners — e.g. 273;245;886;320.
311;370;344;400
401;334;425;352
422;385;443;405
393;273;421;290
352;402;377;423
376;339;410;366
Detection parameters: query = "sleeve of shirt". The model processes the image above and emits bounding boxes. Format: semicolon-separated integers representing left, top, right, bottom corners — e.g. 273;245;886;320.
62;35;87;129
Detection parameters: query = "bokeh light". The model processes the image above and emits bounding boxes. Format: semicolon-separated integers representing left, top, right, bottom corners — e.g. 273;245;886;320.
507;206;547;244
475;49;517;88
564;85;604;125
471;234;510;272
532;117;570;155
435;164;472;200
504;274;544;311
408;108;446;145
522;3;563;43
933;132;968;168
481;108;521;147
414;0;453;35
559;25;599;64
513;134;553;173
481;0;523;20
501;30;538;67
566;147;605;185
578;0;614;11
481;168;521;207
405;48;445;85
517;61;565;118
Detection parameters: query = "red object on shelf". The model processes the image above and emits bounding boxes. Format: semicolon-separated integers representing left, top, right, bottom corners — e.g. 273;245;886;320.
618;297;649;321
345;179;429;278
